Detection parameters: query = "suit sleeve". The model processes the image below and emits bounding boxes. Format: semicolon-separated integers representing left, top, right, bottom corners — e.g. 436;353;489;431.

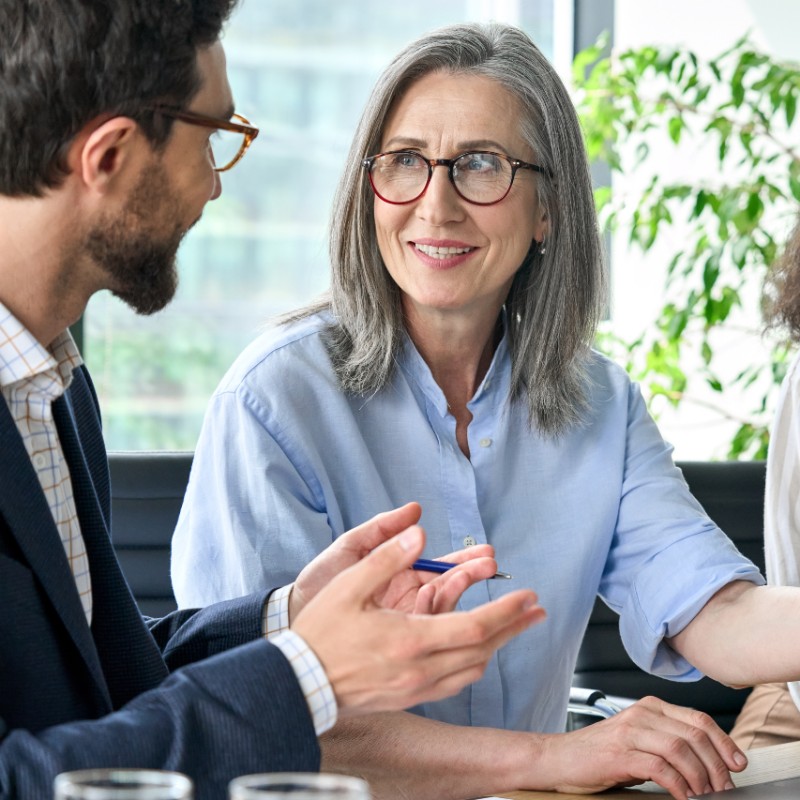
144;590;270;672
0;639;320;800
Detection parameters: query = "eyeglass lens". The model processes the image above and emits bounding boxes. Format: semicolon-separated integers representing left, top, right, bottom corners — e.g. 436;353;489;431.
368;152;516;204
210;128;247;171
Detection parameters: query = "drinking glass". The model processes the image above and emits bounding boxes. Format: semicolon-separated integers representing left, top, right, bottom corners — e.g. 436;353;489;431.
54;769;193;800
228;773;370;799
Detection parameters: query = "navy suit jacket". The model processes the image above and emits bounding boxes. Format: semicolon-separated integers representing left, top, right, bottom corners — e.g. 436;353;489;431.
0;367;319;799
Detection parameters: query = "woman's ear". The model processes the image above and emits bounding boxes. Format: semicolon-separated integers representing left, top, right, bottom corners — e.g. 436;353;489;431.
533;205;549;244
68;116;142;194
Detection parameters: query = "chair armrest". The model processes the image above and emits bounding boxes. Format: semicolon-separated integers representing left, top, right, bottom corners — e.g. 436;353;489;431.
567;687;634;730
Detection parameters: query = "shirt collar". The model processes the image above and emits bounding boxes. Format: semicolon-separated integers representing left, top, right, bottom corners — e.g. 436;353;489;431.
0;301;83;391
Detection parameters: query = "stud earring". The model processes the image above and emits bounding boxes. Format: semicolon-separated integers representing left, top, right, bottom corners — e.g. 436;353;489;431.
537;237;547;255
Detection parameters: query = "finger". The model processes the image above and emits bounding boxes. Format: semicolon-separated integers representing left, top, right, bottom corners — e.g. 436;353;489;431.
616;725;725;798
336;502;423;556
615;699;735;795
476;597;548;653
656;698;747;774
430;543;496;565
616;751;690;800
401;659;489;708
415;557;499;614
416;589;543;652
392;604;547;707
334;524;427;603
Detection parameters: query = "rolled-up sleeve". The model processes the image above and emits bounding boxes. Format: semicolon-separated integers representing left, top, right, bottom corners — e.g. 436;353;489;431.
601;382;765;679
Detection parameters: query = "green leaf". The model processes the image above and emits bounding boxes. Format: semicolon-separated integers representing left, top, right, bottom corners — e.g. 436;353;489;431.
746;191;764;222
668;116;683;143
731;73;745;107
703;256;720;293
787;92;798;127
690;190;707;219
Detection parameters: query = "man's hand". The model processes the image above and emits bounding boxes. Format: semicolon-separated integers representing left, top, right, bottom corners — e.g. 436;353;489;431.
291;522;545;716
290;503;499;621
537;696;747;800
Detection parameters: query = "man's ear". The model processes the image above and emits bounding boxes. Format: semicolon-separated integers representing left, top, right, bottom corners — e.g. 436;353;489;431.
68;117;143;194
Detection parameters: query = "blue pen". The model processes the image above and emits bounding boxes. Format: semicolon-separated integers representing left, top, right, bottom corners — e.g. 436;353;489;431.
412;558;512;580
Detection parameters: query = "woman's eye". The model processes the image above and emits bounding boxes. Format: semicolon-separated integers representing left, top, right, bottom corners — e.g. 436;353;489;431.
392;153;421;168
463;154;496;172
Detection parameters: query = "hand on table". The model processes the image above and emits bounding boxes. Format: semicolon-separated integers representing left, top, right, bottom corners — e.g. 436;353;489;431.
541;696;747;800
291;516;545;716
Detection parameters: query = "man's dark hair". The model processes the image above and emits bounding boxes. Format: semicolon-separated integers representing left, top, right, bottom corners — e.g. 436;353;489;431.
0;0;239;197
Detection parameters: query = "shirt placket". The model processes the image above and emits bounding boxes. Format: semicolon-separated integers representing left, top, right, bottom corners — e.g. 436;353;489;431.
426;396;507;729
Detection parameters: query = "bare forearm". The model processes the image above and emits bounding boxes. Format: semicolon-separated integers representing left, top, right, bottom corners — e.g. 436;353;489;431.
321;704;749;800
320;712;543;800
671;582;800;686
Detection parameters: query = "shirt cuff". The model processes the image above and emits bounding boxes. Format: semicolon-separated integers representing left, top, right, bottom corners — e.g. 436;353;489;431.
270;629;338;736
263;583;292;638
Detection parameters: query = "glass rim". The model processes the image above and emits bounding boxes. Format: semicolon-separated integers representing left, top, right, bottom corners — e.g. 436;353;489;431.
228;772;369;797
54;768;193;800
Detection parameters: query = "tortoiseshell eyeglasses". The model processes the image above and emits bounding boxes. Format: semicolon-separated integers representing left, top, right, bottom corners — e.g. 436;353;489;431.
148;106;260;172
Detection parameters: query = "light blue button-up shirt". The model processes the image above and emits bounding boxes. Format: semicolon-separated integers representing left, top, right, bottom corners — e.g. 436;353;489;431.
171;311;763;734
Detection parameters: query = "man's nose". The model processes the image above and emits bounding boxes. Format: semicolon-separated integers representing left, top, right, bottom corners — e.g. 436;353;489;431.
210;170;222;201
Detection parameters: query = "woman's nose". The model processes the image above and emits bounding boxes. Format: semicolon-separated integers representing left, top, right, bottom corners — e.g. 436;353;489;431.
415;165;466;225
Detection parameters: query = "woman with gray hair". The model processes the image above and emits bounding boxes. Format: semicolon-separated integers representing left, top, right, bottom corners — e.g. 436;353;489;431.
171;22;800;799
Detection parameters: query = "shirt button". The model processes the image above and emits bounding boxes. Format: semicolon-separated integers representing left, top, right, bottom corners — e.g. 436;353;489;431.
463;535;477;547
479;438;492;448
33;454;46;468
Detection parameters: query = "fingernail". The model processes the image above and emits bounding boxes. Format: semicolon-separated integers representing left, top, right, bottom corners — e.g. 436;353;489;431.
733;751;747;767
725;782;735;791
398;528;419;551
703;785;712;795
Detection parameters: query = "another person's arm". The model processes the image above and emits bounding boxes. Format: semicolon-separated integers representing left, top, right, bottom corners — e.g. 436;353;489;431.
319;379;760;800
2;507;541;800
669;359;800;689
669;580;800;687
321;701;747;800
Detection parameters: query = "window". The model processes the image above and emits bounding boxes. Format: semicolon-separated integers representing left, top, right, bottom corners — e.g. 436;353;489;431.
84;1;560;449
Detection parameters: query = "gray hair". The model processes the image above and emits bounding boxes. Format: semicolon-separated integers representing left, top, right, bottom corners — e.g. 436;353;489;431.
288;22;606;436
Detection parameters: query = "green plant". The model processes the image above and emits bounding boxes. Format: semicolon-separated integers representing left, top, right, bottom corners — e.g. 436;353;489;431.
573;34;800;458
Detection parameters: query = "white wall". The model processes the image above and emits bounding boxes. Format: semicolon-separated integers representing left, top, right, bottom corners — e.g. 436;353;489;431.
610;0;800;459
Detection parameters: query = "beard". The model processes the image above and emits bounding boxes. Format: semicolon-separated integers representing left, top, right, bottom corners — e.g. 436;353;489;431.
85;163;191;315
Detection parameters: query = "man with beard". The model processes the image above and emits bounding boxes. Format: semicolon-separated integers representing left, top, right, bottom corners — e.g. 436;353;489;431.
0;3;544;798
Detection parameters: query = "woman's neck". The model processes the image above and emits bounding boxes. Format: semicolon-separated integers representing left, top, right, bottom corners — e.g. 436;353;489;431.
404;303;503;458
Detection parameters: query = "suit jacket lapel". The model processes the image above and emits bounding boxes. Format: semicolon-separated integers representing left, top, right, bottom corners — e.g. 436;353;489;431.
55;375;169;708
0;396;110;706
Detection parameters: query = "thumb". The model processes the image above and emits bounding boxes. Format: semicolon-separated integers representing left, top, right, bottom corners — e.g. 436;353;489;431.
337;502;423;555
337;525;426;603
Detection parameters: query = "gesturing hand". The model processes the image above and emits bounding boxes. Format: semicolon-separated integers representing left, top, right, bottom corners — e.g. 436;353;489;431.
290;503;499;621
291;522;545;716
